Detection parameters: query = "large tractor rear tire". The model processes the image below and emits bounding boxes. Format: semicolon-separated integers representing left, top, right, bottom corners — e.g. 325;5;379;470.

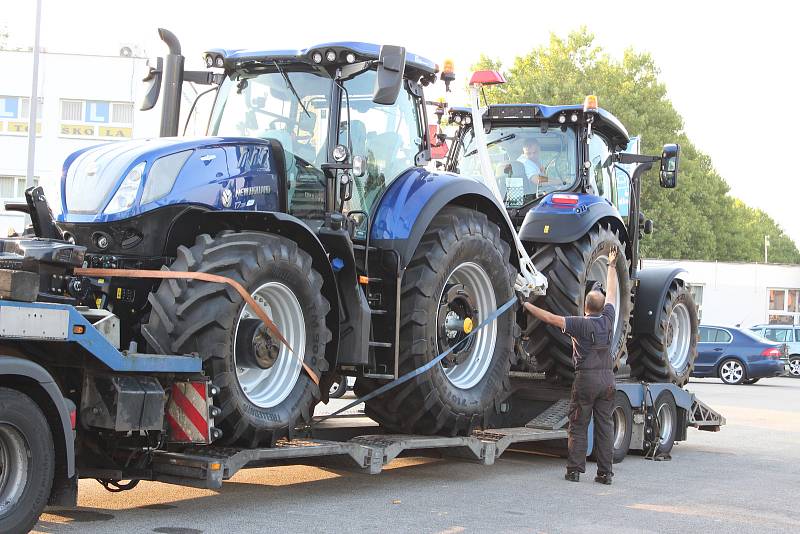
523;223;633;382
628;279;698;386
356;207;517;435
142;231;331;446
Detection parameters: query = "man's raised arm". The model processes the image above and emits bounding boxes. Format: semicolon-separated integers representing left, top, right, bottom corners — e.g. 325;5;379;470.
605;247;618;307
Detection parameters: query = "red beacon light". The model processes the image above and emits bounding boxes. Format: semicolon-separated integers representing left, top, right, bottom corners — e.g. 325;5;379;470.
551;194;580;206
469;70;506;86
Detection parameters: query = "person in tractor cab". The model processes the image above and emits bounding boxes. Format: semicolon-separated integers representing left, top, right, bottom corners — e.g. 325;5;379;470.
519;247;619;485
517;137;547;187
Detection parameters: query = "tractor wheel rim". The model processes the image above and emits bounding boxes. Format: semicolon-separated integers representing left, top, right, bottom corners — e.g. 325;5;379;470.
437;262;497;390
235;282;305;408
612;406;627;449
666;303;691;371
587;254;620;342
656;403;674;445
789;358;800;376
0;424;29;516
721;361;743;383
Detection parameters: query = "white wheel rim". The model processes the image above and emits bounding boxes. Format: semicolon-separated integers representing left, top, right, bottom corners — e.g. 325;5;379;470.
666;303;692;371
656;402;674;445
0;424;29;516
789;358;800;377
720;360;743;383
612;406;627;449
437;262;498;390
234;282;305;408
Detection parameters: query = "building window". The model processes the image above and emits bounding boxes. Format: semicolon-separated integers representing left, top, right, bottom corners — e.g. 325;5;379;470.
0;176;39;200
1;96;43;135
688;283;704;322
768;288;800;325
59;99;134;139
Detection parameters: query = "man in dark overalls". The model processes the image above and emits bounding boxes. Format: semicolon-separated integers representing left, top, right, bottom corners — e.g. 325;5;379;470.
520;247;618;485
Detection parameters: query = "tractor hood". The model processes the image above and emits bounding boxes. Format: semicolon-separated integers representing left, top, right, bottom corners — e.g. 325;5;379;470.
58;136;283;223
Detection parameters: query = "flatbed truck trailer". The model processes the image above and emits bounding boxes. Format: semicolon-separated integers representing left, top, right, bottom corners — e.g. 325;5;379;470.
0;298;724;532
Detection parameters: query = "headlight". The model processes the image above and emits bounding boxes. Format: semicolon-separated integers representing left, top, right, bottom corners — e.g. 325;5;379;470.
104;162;145;214
140;150;192;205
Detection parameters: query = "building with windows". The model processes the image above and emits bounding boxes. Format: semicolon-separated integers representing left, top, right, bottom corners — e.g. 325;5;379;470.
642;259;800;327
0;48;158;233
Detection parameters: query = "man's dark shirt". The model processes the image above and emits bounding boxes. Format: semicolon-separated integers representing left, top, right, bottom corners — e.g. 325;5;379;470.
562;304;615;370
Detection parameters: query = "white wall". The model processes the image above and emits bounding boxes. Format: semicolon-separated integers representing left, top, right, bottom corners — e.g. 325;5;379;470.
642;259;800;328
0;50;158;233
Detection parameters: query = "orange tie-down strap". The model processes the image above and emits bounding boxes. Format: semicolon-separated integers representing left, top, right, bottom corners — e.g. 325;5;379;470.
74;267;319;385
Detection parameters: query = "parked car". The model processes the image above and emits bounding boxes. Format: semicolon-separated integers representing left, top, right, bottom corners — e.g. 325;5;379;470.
749;324;800;378
692;325;788;384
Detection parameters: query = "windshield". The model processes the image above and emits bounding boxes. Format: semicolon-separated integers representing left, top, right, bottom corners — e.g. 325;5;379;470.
210;71;333;216
456;125;578;208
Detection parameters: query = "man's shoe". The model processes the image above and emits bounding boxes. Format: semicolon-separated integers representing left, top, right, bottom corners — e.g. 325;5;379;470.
594;473;613;485
564;471;580;482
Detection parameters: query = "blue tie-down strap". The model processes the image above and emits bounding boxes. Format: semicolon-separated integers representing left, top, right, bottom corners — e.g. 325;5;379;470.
313;296;518;425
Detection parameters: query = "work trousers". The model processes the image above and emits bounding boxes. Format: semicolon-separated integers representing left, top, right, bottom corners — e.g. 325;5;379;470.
566;369;615;475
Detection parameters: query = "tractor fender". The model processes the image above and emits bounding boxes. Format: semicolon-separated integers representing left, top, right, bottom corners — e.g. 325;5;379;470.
632;267;686;334
0;356;75;478
370;168;518;270
162;208;341;378
518;193;629;246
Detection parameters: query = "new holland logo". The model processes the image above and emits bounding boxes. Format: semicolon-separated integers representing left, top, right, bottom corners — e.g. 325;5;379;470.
236;186;272;197
221;188;233;207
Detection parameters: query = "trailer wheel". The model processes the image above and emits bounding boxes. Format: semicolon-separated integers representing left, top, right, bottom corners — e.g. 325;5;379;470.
328;376;348;399
357;207;516;435
143;232;331;446
611;392;633;463
645;391;676;456
0;388;55;534
524;223;633;382
629;280;698;386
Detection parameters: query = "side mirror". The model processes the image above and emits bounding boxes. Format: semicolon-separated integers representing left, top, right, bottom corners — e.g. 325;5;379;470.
140;57;163;111
659;143;680;188
373;45;406;105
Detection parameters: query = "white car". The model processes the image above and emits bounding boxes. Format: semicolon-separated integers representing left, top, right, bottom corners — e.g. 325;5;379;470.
750;324;800;377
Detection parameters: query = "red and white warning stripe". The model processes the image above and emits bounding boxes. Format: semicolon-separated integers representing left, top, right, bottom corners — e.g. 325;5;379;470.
167;381;211;443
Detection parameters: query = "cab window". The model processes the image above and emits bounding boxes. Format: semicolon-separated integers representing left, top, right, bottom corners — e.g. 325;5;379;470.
340;71;422;216
587;133;616;206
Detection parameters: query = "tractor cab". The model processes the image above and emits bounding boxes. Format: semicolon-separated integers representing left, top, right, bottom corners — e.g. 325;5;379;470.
192;42;439;233
445;99;634;223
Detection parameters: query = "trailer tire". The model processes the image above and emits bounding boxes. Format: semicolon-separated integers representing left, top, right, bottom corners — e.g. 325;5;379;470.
0;387;55;534
357;207;516;435
143;232;331;447
328;376;348;399
629;280;698;386
524;223;633;382
611;392;633;463
645;391;677;456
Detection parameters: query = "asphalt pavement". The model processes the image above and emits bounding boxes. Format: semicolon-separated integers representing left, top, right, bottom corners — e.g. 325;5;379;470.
34;376;799;534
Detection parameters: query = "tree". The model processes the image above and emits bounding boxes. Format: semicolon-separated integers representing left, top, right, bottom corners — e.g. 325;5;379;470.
474;28;799;263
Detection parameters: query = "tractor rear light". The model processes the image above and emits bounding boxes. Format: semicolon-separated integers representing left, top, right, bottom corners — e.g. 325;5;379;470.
760;347;781;359
325;49;337;62
205;55;214;68
214;56;224;68
551;194;580;206
584;95;599;112
312;51;323;64
345;52;356;64
469;70;506;86
69;408;77;430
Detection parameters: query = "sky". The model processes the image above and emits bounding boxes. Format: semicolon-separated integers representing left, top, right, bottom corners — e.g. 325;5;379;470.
3;0;799;248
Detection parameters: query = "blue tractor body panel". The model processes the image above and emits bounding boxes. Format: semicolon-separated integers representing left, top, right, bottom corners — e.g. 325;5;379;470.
58;137;283;224
370;167;518;269
518;193;627;244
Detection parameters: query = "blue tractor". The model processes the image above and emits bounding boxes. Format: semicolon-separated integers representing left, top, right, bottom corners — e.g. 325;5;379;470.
48;31;528;445
444;74;699;386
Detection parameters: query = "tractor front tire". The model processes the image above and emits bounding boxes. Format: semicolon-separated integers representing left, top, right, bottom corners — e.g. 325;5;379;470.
357;207;517;435
143;231;331;446
524;223;633;382
628;280;698;386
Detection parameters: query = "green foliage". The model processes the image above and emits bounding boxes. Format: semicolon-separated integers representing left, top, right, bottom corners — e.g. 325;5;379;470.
473;28;799;264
